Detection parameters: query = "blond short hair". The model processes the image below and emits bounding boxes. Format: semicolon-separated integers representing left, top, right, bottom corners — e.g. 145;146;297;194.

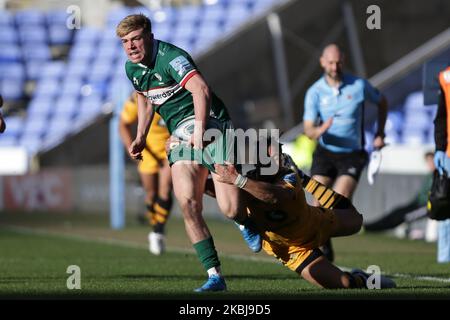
116;14;152;37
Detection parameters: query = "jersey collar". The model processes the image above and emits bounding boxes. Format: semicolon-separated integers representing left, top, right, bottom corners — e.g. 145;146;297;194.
137;40;159;69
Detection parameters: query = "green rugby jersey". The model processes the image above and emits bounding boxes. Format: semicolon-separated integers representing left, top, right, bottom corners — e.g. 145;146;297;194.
125;40;230;133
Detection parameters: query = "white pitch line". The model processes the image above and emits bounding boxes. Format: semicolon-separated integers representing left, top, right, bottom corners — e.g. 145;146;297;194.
4;225;450;284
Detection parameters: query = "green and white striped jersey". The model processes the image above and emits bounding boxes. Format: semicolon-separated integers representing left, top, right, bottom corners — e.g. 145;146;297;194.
125;40;230;133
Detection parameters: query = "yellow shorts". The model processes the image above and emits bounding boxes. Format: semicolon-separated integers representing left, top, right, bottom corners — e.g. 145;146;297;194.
138;140;168;175
262;206;336;273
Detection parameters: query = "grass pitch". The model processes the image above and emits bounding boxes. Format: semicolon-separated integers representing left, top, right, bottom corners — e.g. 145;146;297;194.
1;212;450;300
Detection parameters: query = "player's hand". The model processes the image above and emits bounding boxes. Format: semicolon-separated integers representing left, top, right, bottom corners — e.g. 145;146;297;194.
166;135;181;154
317;117;333;138
189;127;204;150
214;163;239;184
435;150;446;175
129;137;145;161
373;135;386;149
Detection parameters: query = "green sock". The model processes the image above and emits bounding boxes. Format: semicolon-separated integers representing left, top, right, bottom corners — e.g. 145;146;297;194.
193;237;221;271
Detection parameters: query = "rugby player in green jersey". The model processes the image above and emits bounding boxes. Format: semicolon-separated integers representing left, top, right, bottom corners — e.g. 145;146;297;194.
116;14;260;292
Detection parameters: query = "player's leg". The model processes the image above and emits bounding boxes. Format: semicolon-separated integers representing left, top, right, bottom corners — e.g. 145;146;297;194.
153;159;173;234
139;171;157;225
300;254;359;288
211;173;262;253
311;174;335;261
300;255;395;289
171;162;226;291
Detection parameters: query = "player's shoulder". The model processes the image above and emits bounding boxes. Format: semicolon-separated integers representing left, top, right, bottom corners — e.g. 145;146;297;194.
306;76;326;94
344;73;367;88
125;60;141;77
157;40;192;61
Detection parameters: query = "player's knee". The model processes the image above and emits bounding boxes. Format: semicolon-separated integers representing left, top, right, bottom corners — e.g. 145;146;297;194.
217;201;242;220
179;198;203;218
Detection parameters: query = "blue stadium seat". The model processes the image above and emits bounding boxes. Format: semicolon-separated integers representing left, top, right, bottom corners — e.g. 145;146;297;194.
78;94;103;116
175;5;203;24
151;7;176;24
0;135;18;146
73;27;101;44
250;0;277;15
171;38;195;54
70;43;95;61
128;6;151;16
171;21;197;41
403;112;431;131
40;61;65;80
46;9;68;25
46;114;72;137
403;91;425;112
88;61;114;83
19;25;48;44
25;61;44;81
19;134;43;153
107;7;132;26
66;60;90;78
0;45;23;63
34;78;60;98
202;3;226;23
22;44;51;61
49;24;73;45
95;43;119;62
107;76;132;102
0;26;19;45
153;22;171;41
54;94;78;117
22;115;48;137
0;62;26;80
0;10;14;27
0;78;24;100
61;76;83;96
27;97;54;117
1;116;24;138
15;9;46;26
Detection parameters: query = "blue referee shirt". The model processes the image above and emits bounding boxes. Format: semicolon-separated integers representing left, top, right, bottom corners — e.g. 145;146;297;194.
303;73;382;153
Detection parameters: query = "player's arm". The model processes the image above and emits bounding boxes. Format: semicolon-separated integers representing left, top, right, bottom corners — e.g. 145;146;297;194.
373;94;388;149
303;119;333;140
302;88;332;140
213;164;295;205
184;74;211;149
434;86;447;173
119;116;134;150
129;92;154;160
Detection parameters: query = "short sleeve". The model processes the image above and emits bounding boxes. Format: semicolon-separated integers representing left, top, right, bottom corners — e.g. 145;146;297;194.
166;51;198;87
363;79;382;104
303;87;319;122
125;61;140;91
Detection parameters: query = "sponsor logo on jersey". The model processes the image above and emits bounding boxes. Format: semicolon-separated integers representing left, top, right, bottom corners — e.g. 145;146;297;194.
133;77;139;86
142;84;181;105
169;55;192;77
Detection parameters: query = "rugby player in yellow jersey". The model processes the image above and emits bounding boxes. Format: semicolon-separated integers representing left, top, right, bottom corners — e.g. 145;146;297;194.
213;136;396;289
119;92;172;255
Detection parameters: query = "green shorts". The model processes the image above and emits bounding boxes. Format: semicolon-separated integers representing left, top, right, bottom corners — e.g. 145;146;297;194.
168;120;235;172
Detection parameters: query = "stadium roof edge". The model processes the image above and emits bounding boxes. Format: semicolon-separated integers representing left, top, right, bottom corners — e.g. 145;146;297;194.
369;27;450;90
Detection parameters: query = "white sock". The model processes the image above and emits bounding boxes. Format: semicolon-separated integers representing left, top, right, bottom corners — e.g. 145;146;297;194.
207;266;221;277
